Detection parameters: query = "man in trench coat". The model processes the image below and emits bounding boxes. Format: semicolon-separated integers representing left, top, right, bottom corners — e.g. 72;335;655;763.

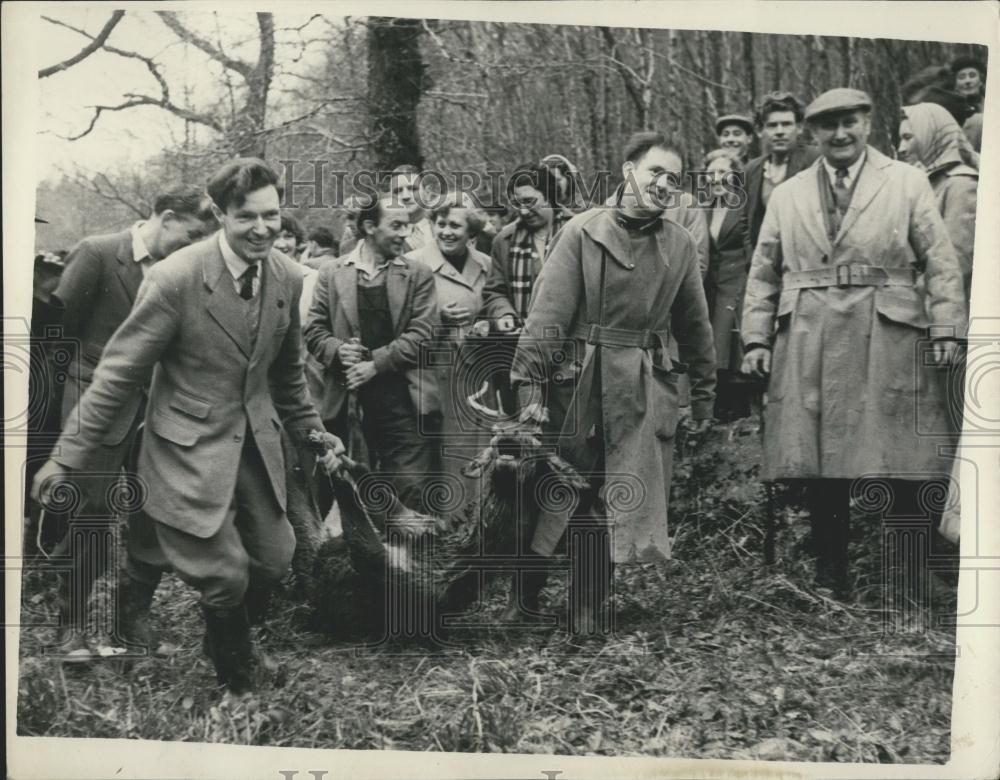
511;131;716;632
741;89;967;597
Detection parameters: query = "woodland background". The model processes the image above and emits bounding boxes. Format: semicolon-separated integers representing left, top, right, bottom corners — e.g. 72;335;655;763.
34;11;987;250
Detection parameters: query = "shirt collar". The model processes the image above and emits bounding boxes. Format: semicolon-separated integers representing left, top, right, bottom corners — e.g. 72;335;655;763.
131;222;152;263
218;231;255;280
822;150;866;188
342;240;405;272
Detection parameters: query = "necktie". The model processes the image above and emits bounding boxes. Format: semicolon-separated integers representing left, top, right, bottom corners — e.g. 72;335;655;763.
239;264;258;300
240;264;260;350
833;168;850;216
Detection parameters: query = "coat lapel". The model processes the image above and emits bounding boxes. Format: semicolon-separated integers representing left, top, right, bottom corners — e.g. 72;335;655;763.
834;147;889;245
333;264;359;333
250;252;287;365
717;205;743;248
203;242;252;359
387;262;410;333
794;162;834;257
115;230;143;303
581;210;633;270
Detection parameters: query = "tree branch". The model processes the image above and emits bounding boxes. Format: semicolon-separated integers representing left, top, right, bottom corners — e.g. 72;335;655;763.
156;10;253;78
39;10;125;78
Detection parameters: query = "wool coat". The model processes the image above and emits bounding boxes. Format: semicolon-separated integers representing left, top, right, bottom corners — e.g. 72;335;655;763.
54;238;323;538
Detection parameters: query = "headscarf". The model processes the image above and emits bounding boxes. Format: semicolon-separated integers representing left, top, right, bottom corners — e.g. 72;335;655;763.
901;102;977;174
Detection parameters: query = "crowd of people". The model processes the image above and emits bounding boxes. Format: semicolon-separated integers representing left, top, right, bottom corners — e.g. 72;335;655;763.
25;53;984;694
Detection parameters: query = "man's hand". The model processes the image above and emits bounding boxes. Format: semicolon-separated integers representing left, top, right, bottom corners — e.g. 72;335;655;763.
337;341;366;367
31;459;71;507
496;314;518;333
931;339;959;366
441;302;472;325
470;320;490;338
316;435;347;474
345;361;377;391
741;347;772;378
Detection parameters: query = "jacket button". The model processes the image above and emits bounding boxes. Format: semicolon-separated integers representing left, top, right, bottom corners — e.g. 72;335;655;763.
233;434;242;442
628;263;635;269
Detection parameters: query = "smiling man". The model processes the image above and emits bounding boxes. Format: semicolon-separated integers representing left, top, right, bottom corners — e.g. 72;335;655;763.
33;158;344;694
741;89;967;598
510;131;716;633
304;193;440;514
743;91;819;259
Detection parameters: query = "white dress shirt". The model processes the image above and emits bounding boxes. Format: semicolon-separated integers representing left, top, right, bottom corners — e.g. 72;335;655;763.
218;232;261;298
130;222;156;276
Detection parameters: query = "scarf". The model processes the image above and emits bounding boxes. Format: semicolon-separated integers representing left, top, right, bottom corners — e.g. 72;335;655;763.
902;103;968;175
510;224;545;321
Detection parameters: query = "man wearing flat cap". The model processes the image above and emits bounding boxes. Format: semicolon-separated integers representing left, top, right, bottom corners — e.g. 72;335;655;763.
741;88;966;597
715;114;755;164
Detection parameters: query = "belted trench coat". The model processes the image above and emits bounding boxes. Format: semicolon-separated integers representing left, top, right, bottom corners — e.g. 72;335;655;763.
742;147;967;481
511;207;716;563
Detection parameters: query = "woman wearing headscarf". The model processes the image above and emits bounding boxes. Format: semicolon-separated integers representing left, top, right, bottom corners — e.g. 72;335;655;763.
702;149;753;420
899;102;978;549
898;102;978;305
540;153;588;233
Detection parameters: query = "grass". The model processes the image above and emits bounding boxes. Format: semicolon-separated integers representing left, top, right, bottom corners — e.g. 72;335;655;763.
16;416;957;761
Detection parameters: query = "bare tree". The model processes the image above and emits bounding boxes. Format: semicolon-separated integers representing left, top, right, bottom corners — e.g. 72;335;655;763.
38;10;124;78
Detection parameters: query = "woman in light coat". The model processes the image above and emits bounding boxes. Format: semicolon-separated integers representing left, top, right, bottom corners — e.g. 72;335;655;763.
405;194;492;492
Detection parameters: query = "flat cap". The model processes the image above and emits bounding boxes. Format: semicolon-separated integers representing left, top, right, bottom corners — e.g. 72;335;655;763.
714;114;754;135
804;88;873;121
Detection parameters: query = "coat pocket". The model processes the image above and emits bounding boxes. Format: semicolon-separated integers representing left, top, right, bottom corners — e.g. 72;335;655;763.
651;363;680;441
167;390;212;420
148;408;200;447
874;290;930;331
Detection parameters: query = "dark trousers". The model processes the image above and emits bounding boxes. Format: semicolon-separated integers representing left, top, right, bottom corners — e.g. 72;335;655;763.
800;477;948;591
317;403;439;517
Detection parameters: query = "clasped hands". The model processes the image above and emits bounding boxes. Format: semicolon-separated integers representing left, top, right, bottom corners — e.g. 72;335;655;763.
337;340;376;391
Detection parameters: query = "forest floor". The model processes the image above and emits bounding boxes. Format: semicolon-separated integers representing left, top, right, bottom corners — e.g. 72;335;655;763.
16;416;958;763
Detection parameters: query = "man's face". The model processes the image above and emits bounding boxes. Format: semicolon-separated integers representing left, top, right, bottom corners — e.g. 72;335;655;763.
156;212;213;259
213;185;281;263
813;109;871;168
365;202;411;259
954;67;983;97
273;229;300;256
510;184;553;232
622;146;683;216
718;124;751;159
761;110;800;156
389;173;424;220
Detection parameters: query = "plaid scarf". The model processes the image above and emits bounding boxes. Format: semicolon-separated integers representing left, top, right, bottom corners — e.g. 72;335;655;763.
509;225;544;321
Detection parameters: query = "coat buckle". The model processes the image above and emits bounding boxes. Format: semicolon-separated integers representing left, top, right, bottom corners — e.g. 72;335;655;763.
835;263;853;287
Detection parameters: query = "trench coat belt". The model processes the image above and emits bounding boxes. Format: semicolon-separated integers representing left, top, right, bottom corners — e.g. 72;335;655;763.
782;264;916;290
571;323;671;349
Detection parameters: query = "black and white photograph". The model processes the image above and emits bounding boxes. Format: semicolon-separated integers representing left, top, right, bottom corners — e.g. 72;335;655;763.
4;2;999;779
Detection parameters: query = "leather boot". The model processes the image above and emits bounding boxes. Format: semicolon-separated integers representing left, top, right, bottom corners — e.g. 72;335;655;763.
201;604;259;695
113;571;160;653
54;569;96;662
243;578;275;627
500;569;550;624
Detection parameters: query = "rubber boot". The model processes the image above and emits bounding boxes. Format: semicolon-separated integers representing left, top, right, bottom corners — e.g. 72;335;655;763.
243;578;275;627
201;604;259;695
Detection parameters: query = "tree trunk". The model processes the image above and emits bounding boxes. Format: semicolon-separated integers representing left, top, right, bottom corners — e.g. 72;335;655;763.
742;33;757;114
367;16;426;172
